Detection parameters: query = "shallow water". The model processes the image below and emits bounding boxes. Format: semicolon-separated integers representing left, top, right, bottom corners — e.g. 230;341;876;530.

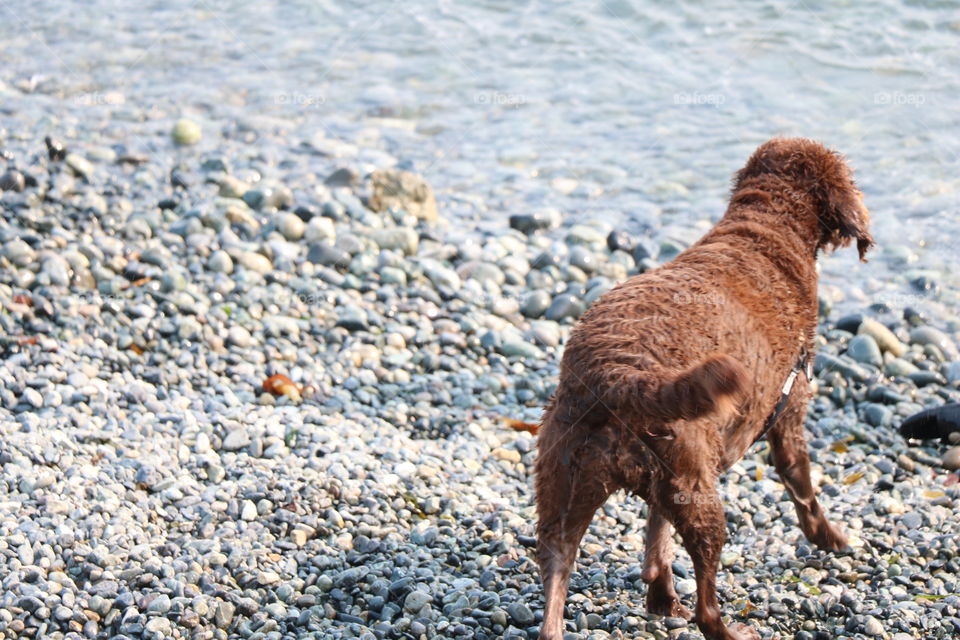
2;0;959;314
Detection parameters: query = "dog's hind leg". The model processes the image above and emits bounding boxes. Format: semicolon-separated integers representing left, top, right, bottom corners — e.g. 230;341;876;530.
664;477;759;640
535;431;613;640
641;507;692;619
767;402;847;551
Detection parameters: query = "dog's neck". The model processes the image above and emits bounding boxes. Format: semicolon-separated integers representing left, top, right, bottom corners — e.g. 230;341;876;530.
723;181;823;259
702;183;822;350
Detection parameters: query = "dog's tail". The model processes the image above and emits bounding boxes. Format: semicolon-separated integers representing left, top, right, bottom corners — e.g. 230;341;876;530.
602;353;747;423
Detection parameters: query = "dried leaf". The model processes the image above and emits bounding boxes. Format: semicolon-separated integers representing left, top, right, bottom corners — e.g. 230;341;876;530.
121;276;152;290
755;466;764;481
923;489;945;499
263;373;294;393
401;491;426;519
263;374;302;402
502;417;540;435
843;471;865;485
129;343;144;355
830;441;849;453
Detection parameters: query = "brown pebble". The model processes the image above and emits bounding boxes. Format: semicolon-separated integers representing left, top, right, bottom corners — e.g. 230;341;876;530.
942;446;960;470
897;454;915;472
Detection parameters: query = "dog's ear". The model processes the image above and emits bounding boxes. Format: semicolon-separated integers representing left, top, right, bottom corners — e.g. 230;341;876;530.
814;163;874;262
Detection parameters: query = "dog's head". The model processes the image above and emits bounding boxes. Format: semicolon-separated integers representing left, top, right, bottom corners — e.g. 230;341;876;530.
733;138;873;261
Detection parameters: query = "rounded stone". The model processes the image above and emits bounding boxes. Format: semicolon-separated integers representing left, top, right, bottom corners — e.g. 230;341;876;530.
521;290;552;318
227;326;253;348
568;246;598;273
943;446;960;471
863;403;892;427
606;230;635;253
172;118;202;145
218;176;249;198
863;616;884;636
370;227;418;255
499;336;544;360
403;590;432;613
305;216;336;243
846;335;882;367
307;243;350;268
379;266;407;286
910;326;959;360
858;318;905;356
3;238;36;267
509;209;561;234
41;255;71;286
0;169;26;192
65;153;94;178
545;293;585;321
276;212;305;241
505;602;535;626
237;252;272;274
884;358;918;377
147;594;171;614
208;250;234;274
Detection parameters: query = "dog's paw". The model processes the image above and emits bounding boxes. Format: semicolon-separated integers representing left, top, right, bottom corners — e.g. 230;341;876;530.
647;597;693;621
672;601;694;621
726;622;761;640
810;521;848;551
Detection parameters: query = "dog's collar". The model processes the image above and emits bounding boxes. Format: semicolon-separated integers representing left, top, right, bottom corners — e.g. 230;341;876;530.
754;347;812;444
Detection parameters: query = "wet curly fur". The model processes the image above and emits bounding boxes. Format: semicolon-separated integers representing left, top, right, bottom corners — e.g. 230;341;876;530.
534;138;872;640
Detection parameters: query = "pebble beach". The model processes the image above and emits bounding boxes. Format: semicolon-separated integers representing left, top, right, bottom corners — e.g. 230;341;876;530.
3;2;960;640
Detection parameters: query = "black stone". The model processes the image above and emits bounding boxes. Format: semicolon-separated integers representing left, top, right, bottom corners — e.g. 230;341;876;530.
325;167;359;187
294;205;316;221
910;275;939;295
306;243;351;268
170;169;190;189
509;211;558;234
45;136;66;161
631;236;659;262
606;230;635;252
0;169;25;192
834;313;863;333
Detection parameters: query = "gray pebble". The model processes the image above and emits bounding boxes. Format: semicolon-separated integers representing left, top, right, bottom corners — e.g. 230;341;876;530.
506;602;536;626
846;335;882;367
521;290;551;318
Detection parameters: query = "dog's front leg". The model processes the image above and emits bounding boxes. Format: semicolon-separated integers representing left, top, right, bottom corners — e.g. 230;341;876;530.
767;401;847;551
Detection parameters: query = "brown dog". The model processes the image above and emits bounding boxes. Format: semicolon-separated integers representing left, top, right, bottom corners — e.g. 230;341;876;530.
534;138;872;640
